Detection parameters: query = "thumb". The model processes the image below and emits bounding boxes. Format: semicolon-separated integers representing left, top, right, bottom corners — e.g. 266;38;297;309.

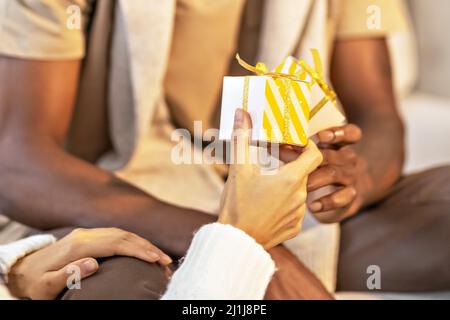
233;108;252;131
41;258;99;299
280;140;323;178
231;108;253;165
67;258;99;280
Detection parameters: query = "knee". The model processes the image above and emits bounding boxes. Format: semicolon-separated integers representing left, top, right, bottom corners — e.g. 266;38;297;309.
61;256;171;300
409;165;450;203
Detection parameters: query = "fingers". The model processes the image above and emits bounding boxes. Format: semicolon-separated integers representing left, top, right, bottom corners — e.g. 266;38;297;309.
66;228;172;266
114;231;173;266
320;146;357;167
307;165;354;191
277;141;356;167
231;108;253;165
277;144;305;163
317;124;362;145
308;186;357;213
41;258;99;300
280;140;323;178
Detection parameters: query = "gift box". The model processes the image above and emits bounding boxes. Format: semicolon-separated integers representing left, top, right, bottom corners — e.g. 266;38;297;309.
219;49;346;146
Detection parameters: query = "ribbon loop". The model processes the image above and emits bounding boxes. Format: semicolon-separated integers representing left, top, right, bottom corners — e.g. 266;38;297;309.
235;52;337;107
236;54;306;83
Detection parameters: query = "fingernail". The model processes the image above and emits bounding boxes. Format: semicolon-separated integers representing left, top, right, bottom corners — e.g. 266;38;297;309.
319;131;334;142
82;259;98;273
160;255;173;265
334;129;345;139
234;109;244;128
292;146;304;153
309;201;323;212
147;251;160;261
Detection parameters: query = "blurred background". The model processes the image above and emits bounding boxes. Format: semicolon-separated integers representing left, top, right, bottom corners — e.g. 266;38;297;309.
336;0;450;300
390;0;450;174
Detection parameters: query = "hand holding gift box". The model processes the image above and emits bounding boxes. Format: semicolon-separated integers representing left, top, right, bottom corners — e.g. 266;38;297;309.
219;49;346;147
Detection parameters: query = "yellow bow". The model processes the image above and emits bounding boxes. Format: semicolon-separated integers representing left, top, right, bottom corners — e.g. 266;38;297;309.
236;50;337;117
236;54;307;83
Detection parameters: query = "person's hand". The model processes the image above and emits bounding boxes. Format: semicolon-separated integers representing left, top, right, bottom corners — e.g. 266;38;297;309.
218;109;323;249
307;124;373;223
7;228;172;300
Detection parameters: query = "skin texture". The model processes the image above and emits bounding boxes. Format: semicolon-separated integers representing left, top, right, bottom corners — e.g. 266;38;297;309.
0;57;215;258
8;227;172;300
306;38;405;223
219;109;323;249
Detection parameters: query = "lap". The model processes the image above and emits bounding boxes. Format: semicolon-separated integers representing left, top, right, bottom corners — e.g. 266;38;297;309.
60;256;171;300
338;166;450;292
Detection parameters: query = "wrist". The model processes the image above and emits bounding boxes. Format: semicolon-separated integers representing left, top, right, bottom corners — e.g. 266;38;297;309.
6;259;30;299
218;212;262;247
357;164;378;207
0;234;56;298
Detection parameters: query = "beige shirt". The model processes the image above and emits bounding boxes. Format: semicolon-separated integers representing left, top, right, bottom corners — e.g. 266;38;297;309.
166;0;409;134
0;0;407;146
0;0;407;199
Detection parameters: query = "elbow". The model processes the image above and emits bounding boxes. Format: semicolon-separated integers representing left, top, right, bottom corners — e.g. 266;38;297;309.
383;115;407;174
0;138;26;214
0;146;17;215
0;134;51;215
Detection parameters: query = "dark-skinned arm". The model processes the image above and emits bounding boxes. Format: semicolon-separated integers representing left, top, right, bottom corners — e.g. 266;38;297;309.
0;57;214;257
306;38;405;223
330;38;405;206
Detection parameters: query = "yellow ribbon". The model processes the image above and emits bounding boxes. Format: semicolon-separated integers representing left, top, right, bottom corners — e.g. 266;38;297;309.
236;54;308;83
297;50;337;117
236;51;337;118
238;54;298;143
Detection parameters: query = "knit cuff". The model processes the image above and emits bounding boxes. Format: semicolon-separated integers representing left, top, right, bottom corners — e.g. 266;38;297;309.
162;223;275;300
0;234;56;284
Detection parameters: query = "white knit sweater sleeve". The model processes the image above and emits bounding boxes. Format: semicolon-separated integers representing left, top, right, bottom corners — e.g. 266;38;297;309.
0;234;56;300
0;235;56;283
162;223;276;300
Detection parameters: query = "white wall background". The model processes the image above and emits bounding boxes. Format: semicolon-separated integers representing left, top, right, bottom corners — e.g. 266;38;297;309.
409;0;450;98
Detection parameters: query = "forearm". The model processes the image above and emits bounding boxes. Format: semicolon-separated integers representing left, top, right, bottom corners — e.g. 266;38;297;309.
348;104;404;205
0;139;214;257
331;38;405;206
